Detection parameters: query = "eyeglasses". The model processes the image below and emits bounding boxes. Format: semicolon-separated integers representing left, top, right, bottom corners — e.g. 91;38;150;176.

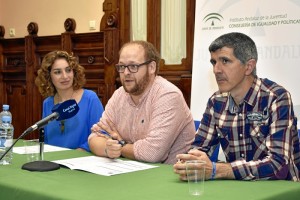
115;60;152;73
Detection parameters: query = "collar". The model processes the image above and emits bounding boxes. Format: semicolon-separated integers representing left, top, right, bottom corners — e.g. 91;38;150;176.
225;77;261;114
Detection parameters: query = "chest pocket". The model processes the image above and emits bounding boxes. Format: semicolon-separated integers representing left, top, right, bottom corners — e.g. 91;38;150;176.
248;116;270;136
248;121;269;152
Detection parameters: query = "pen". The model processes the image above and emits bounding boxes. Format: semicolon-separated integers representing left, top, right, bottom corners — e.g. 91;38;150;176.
99;130;126;146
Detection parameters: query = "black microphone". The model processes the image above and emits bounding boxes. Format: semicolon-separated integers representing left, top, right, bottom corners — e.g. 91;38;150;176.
25;99;79;134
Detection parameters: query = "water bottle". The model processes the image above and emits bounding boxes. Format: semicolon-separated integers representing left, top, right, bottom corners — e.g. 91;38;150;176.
0;105;12;126
0;116;14;165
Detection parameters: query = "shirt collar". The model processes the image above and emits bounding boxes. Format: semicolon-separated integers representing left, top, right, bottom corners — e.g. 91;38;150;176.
243;76;261;106
224;77;261;113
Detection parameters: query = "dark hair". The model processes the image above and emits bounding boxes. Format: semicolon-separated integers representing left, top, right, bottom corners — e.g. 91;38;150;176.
35;50;86;97
209;32;258;75
120;41;161;74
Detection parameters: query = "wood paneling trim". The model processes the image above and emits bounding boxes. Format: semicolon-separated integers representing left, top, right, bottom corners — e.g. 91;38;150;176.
147;0;161;50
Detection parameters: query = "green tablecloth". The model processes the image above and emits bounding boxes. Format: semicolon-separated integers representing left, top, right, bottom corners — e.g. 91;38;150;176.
0;141;299;200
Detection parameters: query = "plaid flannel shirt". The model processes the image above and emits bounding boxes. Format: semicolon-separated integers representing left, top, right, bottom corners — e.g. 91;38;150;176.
194;77;300;181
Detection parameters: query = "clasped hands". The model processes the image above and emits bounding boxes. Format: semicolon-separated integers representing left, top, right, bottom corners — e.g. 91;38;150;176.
91;119;124;159
173;149;214;181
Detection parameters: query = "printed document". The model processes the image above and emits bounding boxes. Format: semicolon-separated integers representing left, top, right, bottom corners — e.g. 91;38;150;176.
13;144;70;154
52;156;158;176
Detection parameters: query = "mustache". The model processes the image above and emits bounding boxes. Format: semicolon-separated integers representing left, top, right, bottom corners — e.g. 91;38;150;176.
215;74;227;81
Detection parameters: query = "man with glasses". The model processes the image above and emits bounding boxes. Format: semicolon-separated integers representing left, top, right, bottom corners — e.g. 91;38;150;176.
88;41;195;164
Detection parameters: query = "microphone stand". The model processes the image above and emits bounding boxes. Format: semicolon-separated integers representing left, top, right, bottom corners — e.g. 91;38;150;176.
21;128;60;171
39;128;45;161
0;127;60;171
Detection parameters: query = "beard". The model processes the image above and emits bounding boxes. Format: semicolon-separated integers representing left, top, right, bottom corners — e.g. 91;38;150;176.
122;70;150;96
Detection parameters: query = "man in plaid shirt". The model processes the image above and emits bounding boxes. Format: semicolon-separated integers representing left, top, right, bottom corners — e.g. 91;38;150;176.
174;32;300;181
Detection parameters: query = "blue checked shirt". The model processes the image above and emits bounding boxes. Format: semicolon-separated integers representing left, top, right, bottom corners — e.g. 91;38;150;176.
193;77;300;181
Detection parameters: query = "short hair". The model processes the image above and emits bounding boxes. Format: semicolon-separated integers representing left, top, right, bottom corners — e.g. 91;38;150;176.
209;32;257;75
35;50;86;97
119;41;161;74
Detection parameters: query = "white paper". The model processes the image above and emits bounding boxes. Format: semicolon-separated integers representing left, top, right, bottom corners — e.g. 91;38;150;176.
13;144;71;154
52;156;158;176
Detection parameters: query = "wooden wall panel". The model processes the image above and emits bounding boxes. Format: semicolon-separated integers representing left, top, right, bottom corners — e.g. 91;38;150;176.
69;32;107;103
6;84;27;138
0;37;27;137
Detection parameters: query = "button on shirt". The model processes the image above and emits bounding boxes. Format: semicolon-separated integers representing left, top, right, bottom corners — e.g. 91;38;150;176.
193;77;300;181
90;76;195;164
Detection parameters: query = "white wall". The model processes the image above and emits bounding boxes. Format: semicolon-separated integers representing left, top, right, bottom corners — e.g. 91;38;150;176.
0;0;104;38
